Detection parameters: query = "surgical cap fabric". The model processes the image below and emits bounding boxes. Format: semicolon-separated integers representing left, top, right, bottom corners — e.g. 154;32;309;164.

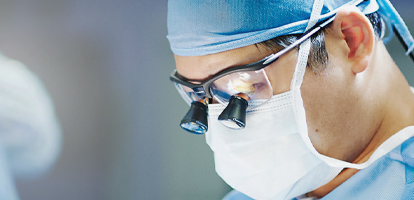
167;0;380;56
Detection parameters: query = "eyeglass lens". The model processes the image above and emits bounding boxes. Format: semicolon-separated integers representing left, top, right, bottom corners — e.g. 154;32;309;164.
211;69;273;107
175;68;272;107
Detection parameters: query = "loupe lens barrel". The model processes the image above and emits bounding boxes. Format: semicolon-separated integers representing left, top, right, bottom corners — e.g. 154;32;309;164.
180;101;208;134
218;95;248;129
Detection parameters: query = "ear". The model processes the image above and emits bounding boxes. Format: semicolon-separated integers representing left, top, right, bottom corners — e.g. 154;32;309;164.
329;6;375;74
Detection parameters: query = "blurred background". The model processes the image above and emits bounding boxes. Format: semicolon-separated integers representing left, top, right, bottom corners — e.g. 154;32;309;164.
0;0;410;200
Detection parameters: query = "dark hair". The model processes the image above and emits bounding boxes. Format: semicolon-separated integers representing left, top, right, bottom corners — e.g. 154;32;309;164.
257;12;383;73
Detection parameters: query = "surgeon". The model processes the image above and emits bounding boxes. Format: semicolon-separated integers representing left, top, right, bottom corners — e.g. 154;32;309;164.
167;0;414;199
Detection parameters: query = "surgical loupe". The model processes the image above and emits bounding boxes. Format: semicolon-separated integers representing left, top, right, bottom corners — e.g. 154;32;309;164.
171;67;273;134
180;100;208;134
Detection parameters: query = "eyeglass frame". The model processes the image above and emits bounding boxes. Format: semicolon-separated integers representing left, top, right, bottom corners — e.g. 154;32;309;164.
169;15;336;101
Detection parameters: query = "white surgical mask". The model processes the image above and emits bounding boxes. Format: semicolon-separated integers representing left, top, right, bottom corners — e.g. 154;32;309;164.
206;90;343;199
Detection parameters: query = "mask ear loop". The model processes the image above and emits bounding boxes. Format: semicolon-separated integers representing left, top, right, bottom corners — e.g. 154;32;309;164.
290;0;322;149
288;0;345;187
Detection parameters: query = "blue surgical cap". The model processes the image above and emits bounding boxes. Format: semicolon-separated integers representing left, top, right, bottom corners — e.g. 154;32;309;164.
167;0;414;56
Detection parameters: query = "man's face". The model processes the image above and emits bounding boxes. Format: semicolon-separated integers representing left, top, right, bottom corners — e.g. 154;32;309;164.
174;33;376;162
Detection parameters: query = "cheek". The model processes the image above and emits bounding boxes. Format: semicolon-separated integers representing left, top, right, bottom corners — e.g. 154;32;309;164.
300;67;350;155
264;52;297;95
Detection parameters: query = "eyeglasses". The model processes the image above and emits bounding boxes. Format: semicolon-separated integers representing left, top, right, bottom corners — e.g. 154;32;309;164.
170;56;274;106
170;15;336;134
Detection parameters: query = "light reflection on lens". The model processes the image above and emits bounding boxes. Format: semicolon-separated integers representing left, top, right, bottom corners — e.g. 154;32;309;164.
211;69;272;108
174;83;203;105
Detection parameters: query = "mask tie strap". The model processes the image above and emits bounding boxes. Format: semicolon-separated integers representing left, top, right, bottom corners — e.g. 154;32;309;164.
290;0;324;90
291;0;324;153
289;0;345;192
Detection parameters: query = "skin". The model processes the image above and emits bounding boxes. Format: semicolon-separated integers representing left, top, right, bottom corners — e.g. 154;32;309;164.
174;5;414;198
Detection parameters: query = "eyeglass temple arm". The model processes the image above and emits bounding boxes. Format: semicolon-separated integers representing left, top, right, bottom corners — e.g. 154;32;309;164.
263;16;336;66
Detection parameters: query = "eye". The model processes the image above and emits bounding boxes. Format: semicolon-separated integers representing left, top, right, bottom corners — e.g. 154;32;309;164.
252;82;266;91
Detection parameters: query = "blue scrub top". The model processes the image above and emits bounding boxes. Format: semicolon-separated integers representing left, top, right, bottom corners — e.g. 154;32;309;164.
223;136;414;200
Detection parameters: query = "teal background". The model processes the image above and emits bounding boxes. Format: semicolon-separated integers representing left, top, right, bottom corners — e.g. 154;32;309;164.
0;0;410;200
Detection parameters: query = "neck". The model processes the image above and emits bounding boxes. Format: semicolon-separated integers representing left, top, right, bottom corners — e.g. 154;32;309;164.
308;42;414;198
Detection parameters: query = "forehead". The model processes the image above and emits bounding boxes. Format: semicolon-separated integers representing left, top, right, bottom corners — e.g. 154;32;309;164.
174;44;273;81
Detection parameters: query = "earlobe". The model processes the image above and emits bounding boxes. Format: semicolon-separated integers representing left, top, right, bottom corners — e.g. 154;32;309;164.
330;6;375;74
